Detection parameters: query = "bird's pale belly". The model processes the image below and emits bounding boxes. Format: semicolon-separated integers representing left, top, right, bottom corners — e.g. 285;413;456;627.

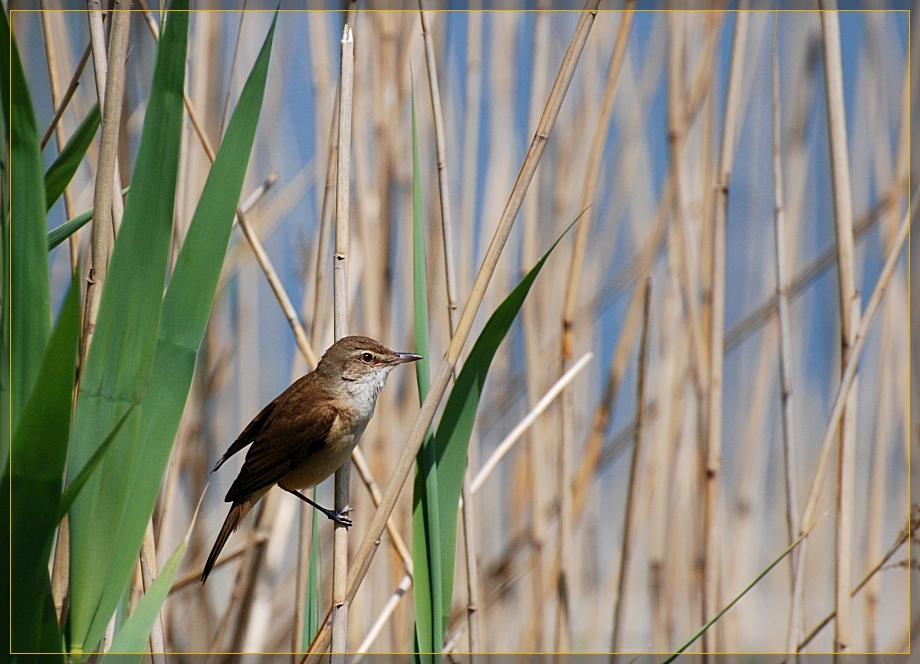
277;418;368;492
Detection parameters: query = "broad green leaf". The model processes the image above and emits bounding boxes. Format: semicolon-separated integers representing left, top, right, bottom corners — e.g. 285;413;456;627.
58;398;140;523
10;273;80;652
431;216;580;635
2;8;51;431
99;14;276;655
104;494;202;658
302;488;322;650
67;0;190;652
68;7;276;653
44;103;101;211
409;78;442;663
47;187;130;251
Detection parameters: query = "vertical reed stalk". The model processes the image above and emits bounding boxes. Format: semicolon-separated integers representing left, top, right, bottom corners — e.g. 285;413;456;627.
331;24;354;661
555;8;634;650
418;6;480;652
610;277;652;660
80;0;130;367
459;6;482;300
39;6;79;271
702;7;747;656
139;519;167;660
521;5;550;649
772;11;801;600
306;5;602;656
791;190;915;656
817;3;859;654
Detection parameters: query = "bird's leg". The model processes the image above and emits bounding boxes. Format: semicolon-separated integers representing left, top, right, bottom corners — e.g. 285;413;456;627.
284;488;353;527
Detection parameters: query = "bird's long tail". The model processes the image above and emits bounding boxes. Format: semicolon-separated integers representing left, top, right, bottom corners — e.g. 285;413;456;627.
201;502;248;584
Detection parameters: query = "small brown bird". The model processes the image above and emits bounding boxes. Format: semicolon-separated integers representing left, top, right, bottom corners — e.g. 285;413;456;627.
201;335;421;583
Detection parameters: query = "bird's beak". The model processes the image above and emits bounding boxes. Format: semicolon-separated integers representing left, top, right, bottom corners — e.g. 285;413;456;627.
386;352;423;365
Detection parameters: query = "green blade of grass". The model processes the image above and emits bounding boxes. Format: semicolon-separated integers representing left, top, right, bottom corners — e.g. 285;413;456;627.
103;492;203;658
660;526;813;664
409;76;442;663
47;187;130;251
66;0;190;652
99;15;277;651
10;273;80;652
44;103;101;211
302;488;322;650
431;215;580;635
1;8;51;431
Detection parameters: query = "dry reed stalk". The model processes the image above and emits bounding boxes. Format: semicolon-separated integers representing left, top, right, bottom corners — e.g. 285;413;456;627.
666;14;708;402
790;188;915;654
554;12;633;647
417;7;479;651
815;3;859;653
572;180;668;518
330;24;355;660
610;277;652;659
170;533;270;594
305;4;602;657
40;40;92;152
218;3;247;140
79;0;130;369
310;91;339;348
349;572;412;662
648;268;686;652
39;6;80;270
139;519;167;659
469;352;594;495
702;8;747;655
459;6;482;301
794;508;919;654
771;11;801;599
520;5;550;649
207;500;269;655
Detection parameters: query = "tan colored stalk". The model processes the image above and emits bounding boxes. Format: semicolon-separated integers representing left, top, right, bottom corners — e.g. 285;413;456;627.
305;4;601;656
795;509;919;653
139;520;167;660
169;533;270;593
40;40;93;152
471;353;594;494
330;24;354;661
418;5;479;651
349;352;592;655
349;573;412;662
790;189;915;655
554;13;633;646
39;7;80;271
80;0;130;368
666;14;708;401
218;4;247;140
520;5;550;648
310;92;339;348
572;181;668;518
703;8;748;656
610;278;652;660
771;11;801;599
459;6;482;299
815;4;859;654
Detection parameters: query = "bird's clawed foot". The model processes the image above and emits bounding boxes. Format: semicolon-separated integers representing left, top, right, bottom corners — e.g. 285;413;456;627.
285;488;353;527
326;505;353;528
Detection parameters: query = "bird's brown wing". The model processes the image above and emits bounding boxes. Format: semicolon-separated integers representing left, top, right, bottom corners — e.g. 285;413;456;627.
211;398;279;473
224;404;337;502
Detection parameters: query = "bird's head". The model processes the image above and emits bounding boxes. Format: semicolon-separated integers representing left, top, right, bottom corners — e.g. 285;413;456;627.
317;335;422;387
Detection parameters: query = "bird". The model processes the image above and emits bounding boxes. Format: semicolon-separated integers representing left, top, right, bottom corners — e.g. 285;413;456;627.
201;335;421;583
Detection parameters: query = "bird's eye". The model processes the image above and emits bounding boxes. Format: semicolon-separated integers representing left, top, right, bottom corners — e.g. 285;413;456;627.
361;352;373;363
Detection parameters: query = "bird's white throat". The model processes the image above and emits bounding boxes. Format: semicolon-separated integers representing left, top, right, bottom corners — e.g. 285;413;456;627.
345;366;395;423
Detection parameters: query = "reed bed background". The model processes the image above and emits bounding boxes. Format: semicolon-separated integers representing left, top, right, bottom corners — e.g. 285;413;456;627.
14;1;917;657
